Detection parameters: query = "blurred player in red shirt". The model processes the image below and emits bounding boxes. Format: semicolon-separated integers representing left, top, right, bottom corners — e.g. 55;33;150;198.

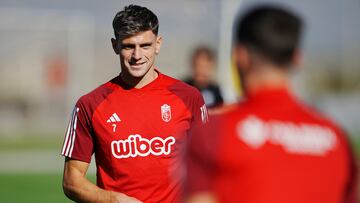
61;5;207;203
187;5;357;203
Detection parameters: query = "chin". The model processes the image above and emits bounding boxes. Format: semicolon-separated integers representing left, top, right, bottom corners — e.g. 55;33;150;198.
128;69;148;78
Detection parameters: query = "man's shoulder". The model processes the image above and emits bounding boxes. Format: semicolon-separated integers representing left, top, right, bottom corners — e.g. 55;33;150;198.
208;102;251;125
162;74;202;98
211;98;340;126
296;101;344;131
76;78;118;108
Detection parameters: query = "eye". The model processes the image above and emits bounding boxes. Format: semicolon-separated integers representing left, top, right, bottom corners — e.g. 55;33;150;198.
121;44;134;50
141;44;152;49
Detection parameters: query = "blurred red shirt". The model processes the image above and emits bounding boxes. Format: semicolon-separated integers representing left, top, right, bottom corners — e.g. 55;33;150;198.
188;87;357;203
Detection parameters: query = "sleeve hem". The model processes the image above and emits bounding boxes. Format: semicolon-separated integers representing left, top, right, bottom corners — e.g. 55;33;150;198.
60;153;92;163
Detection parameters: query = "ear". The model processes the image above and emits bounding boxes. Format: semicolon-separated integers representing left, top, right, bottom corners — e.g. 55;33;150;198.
155;36;162;55
233;45;250;72
111;38;119;55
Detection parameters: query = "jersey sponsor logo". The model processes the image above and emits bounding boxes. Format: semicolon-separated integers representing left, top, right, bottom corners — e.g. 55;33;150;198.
237;116;337;156
111;134;176;159
161;104;172;122
200;104;209;123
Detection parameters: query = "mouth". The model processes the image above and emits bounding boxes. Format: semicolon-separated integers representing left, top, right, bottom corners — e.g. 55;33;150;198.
129;61;146;69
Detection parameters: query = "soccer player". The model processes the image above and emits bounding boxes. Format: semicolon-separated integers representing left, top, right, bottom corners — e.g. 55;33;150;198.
187;5;357;203
184;46;223;109
61;5;207;203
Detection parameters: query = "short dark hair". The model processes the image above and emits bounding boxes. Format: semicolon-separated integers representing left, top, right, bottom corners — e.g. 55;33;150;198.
234;5;303;66
113;5;159;40
191;46;216;66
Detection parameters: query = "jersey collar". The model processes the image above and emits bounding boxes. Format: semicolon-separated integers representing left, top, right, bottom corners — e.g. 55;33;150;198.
246;86;295;105
113;69;164;93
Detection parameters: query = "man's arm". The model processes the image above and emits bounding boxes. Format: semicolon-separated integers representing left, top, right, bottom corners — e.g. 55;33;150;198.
186;192;217;203
63;158;142;203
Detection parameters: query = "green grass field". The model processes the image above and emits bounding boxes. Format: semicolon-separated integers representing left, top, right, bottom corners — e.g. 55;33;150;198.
0;173;96;203
0;173;68;203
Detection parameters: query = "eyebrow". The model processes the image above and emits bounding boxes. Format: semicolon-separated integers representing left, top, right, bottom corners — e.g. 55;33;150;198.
121;42;153;47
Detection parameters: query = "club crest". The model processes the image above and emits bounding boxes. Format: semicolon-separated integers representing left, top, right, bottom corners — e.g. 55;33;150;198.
161;104;172;122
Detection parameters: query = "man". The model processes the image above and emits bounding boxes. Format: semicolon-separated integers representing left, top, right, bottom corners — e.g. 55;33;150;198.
61;5;207;203
185;46;223;109
187;5;357;203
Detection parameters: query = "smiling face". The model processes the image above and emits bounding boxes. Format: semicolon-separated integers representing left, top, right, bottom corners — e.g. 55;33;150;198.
112;30;162;82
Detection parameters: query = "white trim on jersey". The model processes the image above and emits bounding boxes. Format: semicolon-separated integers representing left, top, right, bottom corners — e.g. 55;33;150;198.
61;111;73;155
68;108;79;157
200;104;209;124
61;107;80;157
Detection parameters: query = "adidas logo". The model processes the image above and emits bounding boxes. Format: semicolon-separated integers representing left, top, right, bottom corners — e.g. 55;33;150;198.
107;113;121;123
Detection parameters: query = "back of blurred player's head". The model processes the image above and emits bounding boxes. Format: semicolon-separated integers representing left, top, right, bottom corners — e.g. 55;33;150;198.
234;5;303;67
113;5;159;40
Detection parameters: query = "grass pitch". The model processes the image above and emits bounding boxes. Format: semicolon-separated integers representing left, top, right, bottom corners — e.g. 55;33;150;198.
0;173;96;203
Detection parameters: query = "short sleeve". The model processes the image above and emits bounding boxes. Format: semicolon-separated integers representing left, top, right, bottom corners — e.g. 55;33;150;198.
60;100;94;163
192;92;209;126
168;81;209;127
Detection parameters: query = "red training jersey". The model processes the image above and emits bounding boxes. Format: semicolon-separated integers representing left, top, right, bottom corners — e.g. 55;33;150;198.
61;70;208;203
188;88;357;203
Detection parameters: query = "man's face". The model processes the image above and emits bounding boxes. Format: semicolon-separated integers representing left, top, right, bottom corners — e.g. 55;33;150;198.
113;30;162;78
193;53;214;86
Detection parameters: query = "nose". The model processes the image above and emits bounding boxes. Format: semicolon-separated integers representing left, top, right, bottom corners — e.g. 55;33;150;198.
132;47;142;60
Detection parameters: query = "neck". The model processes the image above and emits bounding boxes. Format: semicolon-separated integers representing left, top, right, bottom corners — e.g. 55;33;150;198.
120;67;158;89
243;65;290;95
